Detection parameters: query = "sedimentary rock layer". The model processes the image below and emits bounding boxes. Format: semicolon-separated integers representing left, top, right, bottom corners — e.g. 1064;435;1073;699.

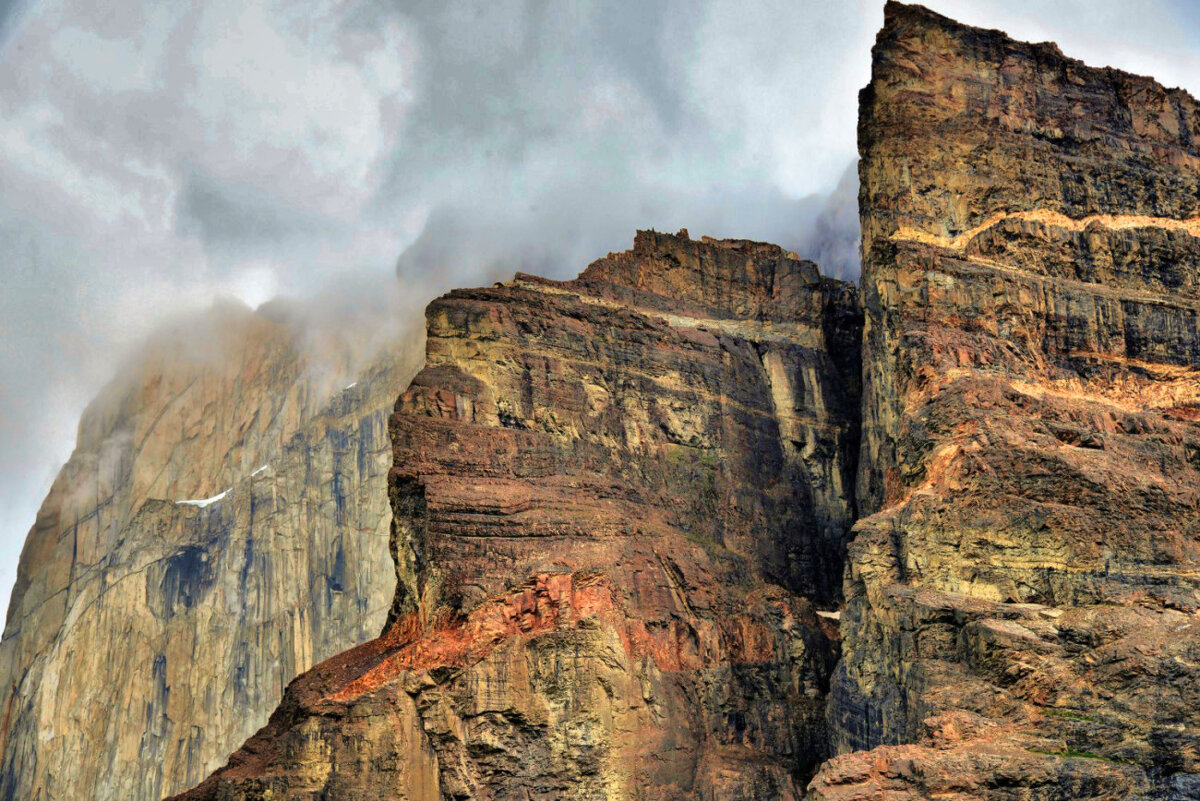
21;3;1200;799
813;4;1200;799
173;230;861;800
0;302;418;800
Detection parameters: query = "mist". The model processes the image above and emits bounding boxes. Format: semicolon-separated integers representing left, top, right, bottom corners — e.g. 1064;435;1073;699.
3;0;1200;617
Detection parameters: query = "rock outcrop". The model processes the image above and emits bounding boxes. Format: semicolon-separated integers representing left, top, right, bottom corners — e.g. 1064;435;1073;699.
0;301;419;800
813;4;1200;799
13;3;1200;800
171;230;861;800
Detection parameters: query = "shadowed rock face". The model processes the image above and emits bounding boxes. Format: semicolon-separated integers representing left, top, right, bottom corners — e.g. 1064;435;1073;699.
171;230;861;800
0;303;420;801
812;3;1200;799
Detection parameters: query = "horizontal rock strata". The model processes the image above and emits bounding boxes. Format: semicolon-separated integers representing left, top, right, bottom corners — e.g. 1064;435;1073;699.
17;3;1200;799
173;230;862;800
814;4;1200;799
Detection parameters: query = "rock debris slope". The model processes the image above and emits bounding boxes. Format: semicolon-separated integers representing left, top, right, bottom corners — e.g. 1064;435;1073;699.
812;3;1200;799
172;231;862;800
0;301;418;800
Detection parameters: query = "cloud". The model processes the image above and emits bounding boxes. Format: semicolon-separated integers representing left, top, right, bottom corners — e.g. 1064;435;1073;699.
0;0;30;47
380;0;879;295
797;163;861;282
0;0;1198;619
175;168;334;247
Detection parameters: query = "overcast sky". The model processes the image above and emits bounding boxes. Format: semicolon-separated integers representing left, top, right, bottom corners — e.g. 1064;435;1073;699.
1;0;1199;618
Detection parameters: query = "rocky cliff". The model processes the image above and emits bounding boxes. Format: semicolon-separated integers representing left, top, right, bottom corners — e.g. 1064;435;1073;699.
171;230;861;799
812;4;1200;799
0;301;419;800
12;3;1200;800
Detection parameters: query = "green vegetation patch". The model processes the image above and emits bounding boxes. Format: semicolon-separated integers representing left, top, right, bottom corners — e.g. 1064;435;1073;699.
1026;747;1129;764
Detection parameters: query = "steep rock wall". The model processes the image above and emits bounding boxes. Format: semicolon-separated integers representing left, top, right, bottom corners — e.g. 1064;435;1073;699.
814;4;1200;799
20;4;1200;799
0;303;418;800
173;230;861;800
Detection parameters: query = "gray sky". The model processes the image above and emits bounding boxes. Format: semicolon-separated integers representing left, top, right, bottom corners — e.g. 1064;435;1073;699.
1;0;1198;618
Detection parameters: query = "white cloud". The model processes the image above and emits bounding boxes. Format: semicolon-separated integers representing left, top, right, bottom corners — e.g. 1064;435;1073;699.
185;0;412;194
676;0;878;197
49;9;173;94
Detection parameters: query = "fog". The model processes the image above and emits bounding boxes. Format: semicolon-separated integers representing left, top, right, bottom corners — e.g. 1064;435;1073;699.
2;0;1199;616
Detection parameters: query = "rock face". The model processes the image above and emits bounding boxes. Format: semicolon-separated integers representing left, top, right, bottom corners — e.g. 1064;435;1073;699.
0;301;419;800
172;230;861;800
16;4;1200;800
813;3;1200;799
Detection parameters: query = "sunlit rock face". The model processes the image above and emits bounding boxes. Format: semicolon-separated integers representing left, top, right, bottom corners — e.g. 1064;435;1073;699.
813;3;1200;799
171;230;861;800
0;301;420;801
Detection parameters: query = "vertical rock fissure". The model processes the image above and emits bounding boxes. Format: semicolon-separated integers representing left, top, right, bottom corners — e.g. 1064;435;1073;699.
385;473;427;629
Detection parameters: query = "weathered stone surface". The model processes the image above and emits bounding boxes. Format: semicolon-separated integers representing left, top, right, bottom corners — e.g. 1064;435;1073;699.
0;301;419;800
173;230;860;799
816;4;1200;799
19;4;1200;799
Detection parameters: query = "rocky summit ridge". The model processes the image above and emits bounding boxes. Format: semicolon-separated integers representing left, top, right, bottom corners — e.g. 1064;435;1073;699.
3;2;1200;800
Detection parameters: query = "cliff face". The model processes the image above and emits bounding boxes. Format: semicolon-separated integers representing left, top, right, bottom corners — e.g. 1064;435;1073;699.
0;302;418;800
14;4;1200;800
813;4;1200;799
172;230;861;800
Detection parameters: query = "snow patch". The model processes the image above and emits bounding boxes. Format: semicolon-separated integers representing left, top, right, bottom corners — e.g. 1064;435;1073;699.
343;381;358;390
176;489;229;508
251;465;269;477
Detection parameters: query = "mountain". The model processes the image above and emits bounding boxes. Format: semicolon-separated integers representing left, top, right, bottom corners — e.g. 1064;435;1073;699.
173;230;862;799
0;300;420;800
5;2;1200;799
813;3;1200;798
